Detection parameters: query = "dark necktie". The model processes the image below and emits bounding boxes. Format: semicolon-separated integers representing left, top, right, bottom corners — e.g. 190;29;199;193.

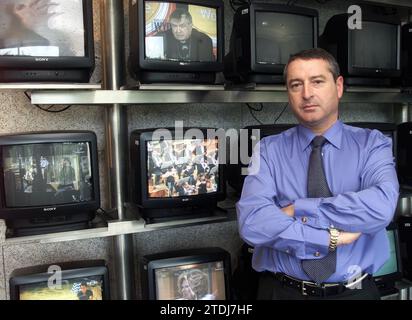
301;136;336;284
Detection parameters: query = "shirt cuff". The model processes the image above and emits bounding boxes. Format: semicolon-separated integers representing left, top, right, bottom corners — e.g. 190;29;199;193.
303;226;330;259
294;198;329;229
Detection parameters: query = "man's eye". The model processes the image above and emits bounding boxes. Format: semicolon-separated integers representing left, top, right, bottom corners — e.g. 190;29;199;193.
313;80;324;85
290;83;301;89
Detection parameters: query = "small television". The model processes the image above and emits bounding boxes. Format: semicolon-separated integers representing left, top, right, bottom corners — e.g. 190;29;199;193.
401;23;412;87
0;131;100;236
319;13;401;86
373;222;403;296
141;247;231;300
224;3;318;84
130;128;226;222
226;124;294;194
10;260;110;300
129;0;224;84
0;0;95;83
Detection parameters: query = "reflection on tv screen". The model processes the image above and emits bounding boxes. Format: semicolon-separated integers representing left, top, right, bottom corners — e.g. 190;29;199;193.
19;276;103;300
144;1;217;62
147;138;219;198
373;230;398;277
155;261;226;300
0;0;85;57
2;142;94;207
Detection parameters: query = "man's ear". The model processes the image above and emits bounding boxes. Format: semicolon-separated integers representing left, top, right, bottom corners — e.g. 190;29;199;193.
336;75;344;99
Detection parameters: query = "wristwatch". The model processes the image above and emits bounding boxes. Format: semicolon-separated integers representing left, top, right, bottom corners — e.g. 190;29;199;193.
328;228;340;252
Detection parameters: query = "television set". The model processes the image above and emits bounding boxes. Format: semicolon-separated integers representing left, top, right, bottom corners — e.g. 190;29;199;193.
9;260;110;300
0;0;95;83
319;13;401;86
0;131;100;236
141;247;231;300
224;3;318;84
226;124;294;194
373;222;403;296
401;23;412;87
129;128;226;222
129;0;224;84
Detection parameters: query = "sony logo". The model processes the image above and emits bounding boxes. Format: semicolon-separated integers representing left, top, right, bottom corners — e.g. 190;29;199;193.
35;57;49;62
182;198;190;202
43;207;57;212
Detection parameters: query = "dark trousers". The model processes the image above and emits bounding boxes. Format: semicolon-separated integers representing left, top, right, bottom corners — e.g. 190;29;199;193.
257;272;381;300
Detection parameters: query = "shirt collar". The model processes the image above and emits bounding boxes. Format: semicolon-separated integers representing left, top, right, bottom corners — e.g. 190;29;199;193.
297;120;343;151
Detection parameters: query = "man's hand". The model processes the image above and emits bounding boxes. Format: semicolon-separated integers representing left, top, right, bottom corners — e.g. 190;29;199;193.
337;231;361;246
281;204;295;217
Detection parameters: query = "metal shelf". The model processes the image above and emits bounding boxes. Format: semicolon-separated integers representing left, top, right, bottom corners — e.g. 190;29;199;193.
0;83;101;90
30;86;412;105
2;209;235;245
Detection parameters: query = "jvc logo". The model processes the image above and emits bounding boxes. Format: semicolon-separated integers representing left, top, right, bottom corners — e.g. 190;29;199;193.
35;57;49;62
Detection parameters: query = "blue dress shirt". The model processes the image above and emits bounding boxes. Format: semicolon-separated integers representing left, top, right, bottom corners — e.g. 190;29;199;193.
236;120;399;282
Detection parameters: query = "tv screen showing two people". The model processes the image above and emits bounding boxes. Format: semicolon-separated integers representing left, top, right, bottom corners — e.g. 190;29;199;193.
2;141;94;207
0;0;85;57
18;275;104;300
145;1;217;62
155;261;226;300
147;138;219;198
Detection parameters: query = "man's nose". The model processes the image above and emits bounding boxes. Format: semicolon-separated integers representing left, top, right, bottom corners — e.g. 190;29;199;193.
302;83;313;100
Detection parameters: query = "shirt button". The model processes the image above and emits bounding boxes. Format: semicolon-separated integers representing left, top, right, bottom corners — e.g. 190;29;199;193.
314;252;321;257
286;249;290;254
301;217;308;223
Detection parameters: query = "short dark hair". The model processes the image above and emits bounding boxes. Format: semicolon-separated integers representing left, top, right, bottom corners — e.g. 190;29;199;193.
170;9;193;24
283;48;341;82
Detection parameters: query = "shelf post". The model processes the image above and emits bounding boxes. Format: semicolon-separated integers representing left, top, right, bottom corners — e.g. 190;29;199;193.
101;0;135;300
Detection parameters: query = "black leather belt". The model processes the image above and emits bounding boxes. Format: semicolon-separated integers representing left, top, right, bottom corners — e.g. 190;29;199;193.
274;272;370;297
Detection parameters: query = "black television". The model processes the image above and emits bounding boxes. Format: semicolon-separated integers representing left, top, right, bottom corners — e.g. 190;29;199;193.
401;23;412;87
0;131;100;236
373;222;403;297
129;0;224;84
130;127;226;222
141;247;231;300
9;260;110;300
319;13;401;86
396;122;412;187
224;3;318;84
0;0;95;83
226;124;294;194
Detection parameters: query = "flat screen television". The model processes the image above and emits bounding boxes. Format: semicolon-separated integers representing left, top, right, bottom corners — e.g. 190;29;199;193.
0;0;95;83
129;0;224;84
373;222;403;296
224;3;318;84
226;124;294;194
141;247;231;300
130;128;225;222
319;13;401;86
9;260;110;300
0;131;100;236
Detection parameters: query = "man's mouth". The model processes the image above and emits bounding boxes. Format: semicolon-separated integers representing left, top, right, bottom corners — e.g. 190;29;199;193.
302;104;318;111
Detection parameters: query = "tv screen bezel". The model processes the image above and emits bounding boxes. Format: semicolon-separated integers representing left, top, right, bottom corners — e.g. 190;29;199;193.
142;247;231;300
0;131;100;221
10;265;110;300
249;3;318;74
130;127;226;210
136;0;224;72
0;0;95;70
372;222;403;288
347;15;401;78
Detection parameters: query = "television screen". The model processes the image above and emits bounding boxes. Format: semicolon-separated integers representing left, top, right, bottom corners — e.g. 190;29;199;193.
18;275;104;300
144;1;217;62
351;21;398;70
373;229;398;277
0;0;86;57
147;138;219;198
255;11;314;65
2;141;94;207
155;260;226;300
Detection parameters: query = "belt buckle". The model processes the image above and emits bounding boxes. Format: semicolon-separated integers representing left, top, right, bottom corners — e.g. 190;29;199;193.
301;280;312;296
